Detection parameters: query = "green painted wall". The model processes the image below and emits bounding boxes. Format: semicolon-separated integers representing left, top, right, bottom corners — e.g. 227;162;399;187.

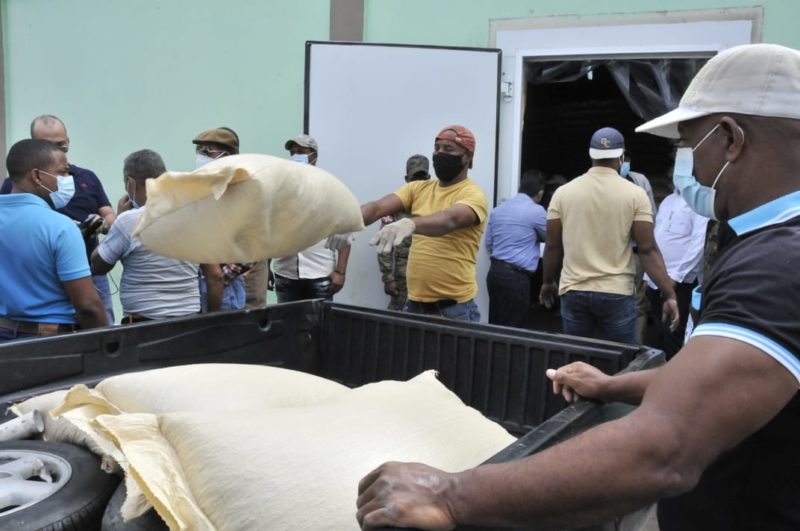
3;0;329;195
363;0;799;48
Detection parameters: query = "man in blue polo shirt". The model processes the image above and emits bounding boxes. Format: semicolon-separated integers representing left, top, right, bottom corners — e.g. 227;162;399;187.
356;44;800;531
0;139;107;341
485;169;547;327
1;115;116;324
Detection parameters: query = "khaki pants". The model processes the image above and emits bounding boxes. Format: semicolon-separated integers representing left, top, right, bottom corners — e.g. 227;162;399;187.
244;260;269;309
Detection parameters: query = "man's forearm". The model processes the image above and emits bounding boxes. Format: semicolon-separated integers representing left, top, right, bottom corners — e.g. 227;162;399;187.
201;264;223;312
336;245;351;273
541;245;562;285
447;407;685;529
77;302;108;329
604;368;659;405
413;211;462;236
639;247;676;299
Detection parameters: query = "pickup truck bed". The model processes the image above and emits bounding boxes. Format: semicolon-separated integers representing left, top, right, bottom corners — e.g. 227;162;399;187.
0;301;663;530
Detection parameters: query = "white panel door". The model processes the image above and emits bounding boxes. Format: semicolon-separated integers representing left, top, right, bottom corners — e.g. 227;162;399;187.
306;42;500;319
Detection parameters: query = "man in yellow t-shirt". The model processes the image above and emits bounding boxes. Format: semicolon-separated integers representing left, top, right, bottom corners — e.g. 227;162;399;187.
358;125;488;321
539;127;678;343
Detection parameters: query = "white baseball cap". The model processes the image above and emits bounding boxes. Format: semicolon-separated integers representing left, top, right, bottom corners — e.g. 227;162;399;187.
636;44;800;139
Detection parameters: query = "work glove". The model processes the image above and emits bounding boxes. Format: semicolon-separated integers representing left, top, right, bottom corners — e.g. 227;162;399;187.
370;217;416;254
325;232;355;251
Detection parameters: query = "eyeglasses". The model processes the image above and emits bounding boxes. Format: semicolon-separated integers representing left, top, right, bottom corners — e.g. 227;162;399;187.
196;145;228;158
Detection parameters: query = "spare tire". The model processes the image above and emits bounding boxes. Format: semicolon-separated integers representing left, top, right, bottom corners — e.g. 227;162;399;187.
0;440;120;530
102;481;168;530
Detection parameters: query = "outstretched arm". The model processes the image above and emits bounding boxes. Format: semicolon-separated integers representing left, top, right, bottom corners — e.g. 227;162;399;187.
546;362;659;405
361;194;406;227
357;336;797;530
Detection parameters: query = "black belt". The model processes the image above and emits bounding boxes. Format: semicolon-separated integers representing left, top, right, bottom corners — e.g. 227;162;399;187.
490;258;535;276
0;316;76;335
410;299;458;313
122;314;153;324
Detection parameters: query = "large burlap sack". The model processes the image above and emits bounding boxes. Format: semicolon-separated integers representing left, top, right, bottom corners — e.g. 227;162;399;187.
93;371;516;531
51;364;349;448
133;154;365;263
49;364;350;520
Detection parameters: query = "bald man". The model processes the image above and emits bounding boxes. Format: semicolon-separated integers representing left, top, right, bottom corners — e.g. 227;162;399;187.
1;115;116;324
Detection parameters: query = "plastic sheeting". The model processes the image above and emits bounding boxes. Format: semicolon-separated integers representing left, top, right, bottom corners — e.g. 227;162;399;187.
526;58;707;121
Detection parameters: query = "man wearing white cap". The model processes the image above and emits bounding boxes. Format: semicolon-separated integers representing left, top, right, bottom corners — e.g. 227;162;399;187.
538;126;678;344
356;44;800;531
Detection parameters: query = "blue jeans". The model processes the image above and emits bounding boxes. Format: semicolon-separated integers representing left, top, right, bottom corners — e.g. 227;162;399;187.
274;274;332;303
560;290;636;344
200;275;247;312
0;327;39;343
92;274;114;326
403;298;481;322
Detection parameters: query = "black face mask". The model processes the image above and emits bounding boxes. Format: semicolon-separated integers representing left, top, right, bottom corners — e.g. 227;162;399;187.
432;152;465;182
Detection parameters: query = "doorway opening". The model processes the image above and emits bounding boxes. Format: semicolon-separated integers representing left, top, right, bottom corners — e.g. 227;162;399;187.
521;57;708;205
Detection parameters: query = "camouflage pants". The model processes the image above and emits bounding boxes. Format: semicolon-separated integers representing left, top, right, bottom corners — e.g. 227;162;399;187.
387;276;408;311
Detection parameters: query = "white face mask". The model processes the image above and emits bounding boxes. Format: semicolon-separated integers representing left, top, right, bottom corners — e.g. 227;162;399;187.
38;171;75;209
195;153;216;168
290;153;310;164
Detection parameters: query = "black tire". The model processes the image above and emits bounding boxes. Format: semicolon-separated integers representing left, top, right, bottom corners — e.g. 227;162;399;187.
101;482;168;531
0;440;120;531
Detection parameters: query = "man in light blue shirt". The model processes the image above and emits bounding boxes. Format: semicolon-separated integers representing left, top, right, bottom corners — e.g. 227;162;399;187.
0;139;106;341
485;170;547;327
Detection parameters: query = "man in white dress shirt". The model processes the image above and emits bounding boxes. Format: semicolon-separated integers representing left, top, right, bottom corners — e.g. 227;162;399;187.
645;188;708;357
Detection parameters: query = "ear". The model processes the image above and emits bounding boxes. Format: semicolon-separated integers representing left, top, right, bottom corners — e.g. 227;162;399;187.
719;116;746;163
534;190;544;203
466;151;474;170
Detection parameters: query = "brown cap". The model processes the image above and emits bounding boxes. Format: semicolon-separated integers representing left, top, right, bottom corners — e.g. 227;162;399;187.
435;125;475;153
192;127;240;154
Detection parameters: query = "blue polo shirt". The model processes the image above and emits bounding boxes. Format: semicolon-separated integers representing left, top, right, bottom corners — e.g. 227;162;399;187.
1;163;111;254
485;193;547;272
0;193;91;323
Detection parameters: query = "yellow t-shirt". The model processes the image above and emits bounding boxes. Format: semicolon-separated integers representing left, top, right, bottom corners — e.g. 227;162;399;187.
394;178;488;303
547;166;653;296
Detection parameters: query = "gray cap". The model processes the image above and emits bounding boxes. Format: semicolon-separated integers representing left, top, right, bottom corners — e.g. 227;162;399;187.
284;134;318;152
405;154;429;177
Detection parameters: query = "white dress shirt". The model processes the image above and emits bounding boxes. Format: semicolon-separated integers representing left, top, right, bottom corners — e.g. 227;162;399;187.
645;191;709;289
272;239;337;280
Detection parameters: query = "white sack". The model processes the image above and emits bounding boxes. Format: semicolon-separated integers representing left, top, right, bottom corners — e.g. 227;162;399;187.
133;154;365;263
50;364;350;521
96;371;516;531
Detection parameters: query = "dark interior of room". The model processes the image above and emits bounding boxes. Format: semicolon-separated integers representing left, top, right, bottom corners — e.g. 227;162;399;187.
520;61;680;204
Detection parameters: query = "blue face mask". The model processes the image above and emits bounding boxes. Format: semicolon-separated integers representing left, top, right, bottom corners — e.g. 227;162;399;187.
620;161;631;177
290;153;309;164
672;123;737;221
38;171;75;209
